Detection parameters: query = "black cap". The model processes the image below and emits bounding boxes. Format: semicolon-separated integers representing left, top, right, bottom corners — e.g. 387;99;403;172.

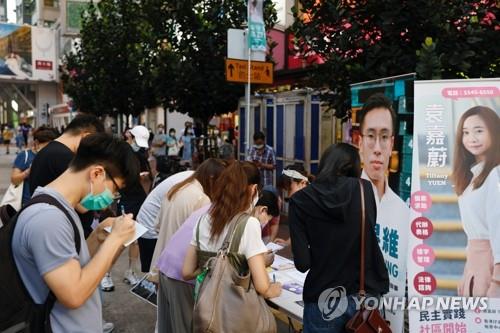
256;190;280;217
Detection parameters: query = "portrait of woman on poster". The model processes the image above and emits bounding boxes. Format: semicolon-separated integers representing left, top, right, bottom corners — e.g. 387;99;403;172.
451;105;500;298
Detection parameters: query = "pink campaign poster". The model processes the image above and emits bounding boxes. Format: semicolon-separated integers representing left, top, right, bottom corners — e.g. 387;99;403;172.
409;79;500;332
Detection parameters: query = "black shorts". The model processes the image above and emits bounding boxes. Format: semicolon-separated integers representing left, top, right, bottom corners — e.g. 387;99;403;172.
138;237;157;273
3;140;10;144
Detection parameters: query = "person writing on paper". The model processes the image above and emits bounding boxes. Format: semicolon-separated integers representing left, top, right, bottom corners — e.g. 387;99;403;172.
289;143;389;333
182;161;282;300
451;106;500;297
12;133;139;333
155;187;278;333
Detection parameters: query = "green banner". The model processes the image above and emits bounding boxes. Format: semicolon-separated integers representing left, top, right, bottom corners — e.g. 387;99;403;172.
248;0;266;51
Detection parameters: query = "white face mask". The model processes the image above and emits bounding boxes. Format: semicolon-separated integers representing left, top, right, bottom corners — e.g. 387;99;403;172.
259;211;271;229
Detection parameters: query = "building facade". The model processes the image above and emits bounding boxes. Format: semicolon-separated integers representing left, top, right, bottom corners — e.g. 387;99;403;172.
0;0;7;22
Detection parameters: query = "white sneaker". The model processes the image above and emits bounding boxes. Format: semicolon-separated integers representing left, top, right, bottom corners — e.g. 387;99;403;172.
100;273;114;292
103;321;114;333
123;269;139;285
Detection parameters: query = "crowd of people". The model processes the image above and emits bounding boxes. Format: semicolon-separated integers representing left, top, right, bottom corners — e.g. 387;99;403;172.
1;93;420;333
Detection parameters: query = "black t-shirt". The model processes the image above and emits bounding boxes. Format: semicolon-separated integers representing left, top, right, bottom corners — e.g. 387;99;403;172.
119;148;149;218
28;140;95;238
28;141;74;196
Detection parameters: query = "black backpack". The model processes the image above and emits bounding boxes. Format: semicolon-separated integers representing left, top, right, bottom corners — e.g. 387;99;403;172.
0;194;81;333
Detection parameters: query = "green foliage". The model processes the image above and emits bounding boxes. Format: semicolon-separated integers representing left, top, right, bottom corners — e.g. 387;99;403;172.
147;0;277;124
61;0;277;122
61;0;178;117
291;0;500;117
416;38;442;80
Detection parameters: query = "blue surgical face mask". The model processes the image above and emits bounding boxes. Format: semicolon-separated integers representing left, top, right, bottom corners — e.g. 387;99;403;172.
131;141;140;152
80;178;114;211
254;144;264;150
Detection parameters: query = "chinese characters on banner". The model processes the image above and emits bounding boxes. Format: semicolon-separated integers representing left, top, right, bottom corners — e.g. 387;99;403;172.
409;79;500;333
248;0;266;51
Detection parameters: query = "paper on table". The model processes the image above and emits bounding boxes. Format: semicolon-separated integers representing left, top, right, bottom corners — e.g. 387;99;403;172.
266;242;285;253
104;222;148;247
271;255;295;271
283;270;307;285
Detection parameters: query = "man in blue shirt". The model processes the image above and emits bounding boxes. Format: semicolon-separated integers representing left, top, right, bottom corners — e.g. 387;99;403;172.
246;131;276;187
11;126;58;206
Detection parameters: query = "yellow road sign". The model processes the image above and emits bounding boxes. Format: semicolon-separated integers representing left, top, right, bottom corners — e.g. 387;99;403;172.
225;58;273;84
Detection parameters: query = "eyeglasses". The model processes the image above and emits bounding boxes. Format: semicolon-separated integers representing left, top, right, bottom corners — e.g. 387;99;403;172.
106;172;122;200
361;132;393;149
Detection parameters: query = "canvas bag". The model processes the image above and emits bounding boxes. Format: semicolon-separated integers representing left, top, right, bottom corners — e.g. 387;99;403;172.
193;213;277;333
0;151;29;211
345;180;392;333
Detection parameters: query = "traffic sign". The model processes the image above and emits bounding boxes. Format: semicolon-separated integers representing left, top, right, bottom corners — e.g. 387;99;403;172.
225;58;273;84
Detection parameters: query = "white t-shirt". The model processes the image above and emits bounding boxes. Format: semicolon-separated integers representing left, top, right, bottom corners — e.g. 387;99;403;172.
191;213;268;260
458;163;500;263
137;170;194;239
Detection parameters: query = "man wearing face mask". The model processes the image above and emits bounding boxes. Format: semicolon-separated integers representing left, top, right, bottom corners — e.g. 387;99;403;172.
11;133;139;333
246;131;276;187
152;124;167;158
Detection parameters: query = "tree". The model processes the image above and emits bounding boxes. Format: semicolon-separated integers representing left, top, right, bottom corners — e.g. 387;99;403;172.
61;0;178;117
145;0;277;126
291;0;500;117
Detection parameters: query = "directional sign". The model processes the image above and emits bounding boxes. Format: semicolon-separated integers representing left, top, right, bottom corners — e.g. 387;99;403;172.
225;58;273;85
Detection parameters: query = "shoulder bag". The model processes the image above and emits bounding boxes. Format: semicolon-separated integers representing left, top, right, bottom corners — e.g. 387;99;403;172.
193;213;277;333
0;151;29;211
346;180;392;333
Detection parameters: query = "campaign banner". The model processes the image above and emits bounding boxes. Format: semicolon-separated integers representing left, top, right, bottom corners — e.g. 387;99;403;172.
0;23;57;81
409;79;500;332
248;0;266;51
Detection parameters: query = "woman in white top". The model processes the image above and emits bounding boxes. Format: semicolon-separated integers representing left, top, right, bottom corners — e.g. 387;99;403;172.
452;106;500;297
183;161;282;299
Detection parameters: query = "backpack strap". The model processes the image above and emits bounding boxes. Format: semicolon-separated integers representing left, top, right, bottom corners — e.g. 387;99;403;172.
13;193;82;332
22;194;81;254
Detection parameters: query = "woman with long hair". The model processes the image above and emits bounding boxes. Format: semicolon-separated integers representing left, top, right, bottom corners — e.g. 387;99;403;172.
451;106;500;297
182;161;282;299
150;158;228;279
289;143;388;332
156;187;279;333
